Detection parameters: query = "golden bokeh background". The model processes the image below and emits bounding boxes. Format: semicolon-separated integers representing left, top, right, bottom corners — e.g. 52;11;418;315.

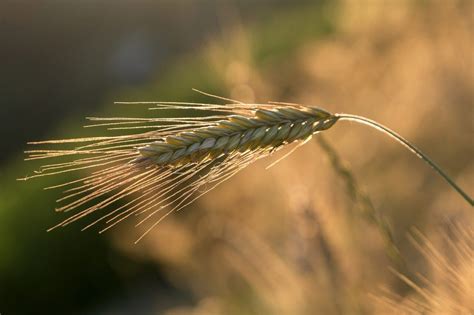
1;1;472;314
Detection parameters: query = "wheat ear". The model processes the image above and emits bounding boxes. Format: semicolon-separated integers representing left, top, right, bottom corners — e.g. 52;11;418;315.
20;94;472;241
20;100;340;242
137;107;337;166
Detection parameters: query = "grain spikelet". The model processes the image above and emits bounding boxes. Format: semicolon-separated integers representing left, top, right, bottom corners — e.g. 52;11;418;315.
21;95;339;242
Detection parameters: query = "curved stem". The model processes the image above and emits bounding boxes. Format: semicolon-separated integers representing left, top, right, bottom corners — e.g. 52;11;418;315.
335;113;473;206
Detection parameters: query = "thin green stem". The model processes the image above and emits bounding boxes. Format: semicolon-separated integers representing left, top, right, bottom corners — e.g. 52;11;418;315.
335;113;473;206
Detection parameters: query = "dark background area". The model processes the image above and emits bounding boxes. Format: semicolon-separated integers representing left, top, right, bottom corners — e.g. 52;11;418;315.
0;0;308;164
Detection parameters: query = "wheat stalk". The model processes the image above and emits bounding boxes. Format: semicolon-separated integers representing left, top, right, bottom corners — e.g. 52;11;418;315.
20;91;473;241
335;114;473;206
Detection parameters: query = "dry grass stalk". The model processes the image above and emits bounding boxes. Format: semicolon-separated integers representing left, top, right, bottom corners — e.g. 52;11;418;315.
374;221;474;314
316;135;405;269
20;92;472;241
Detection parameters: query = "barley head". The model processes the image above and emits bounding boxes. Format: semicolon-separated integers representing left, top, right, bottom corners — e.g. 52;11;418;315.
21;98;339;241
21;93;472;242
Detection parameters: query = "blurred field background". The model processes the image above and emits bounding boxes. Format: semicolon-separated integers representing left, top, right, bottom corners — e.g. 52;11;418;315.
0;0;473;314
